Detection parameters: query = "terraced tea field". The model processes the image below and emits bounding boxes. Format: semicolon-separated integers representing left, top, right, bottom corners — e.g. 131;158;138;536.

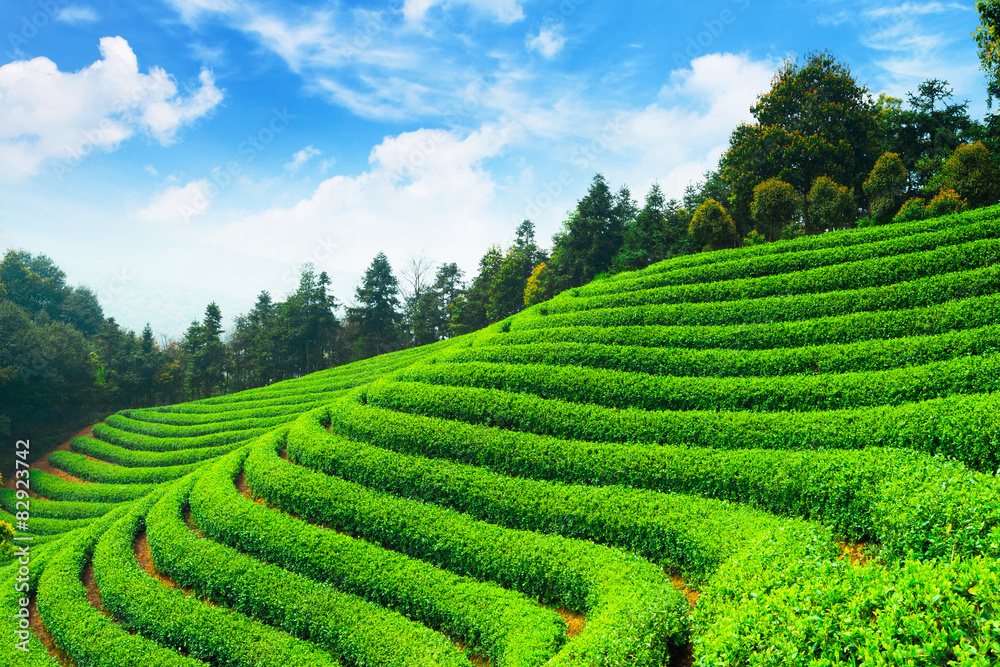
6;207;1000;666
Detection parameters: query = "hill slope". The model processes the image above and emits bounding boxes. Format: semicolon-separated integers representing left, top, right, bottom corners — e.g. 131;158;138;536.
6;206;1000;666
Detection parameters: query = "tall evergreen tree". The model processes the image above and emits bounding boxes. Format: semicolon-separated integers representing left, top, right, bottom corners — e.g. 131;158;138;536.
347;253;402;359
550;174;636;291
449;246;503;337
279;267;341;376
182;302;226;399
613;183;673;271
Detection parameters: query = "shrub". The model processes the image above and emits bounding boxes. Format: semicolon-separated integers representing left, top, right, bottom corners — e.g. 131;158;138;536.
689;199;737;250
863;152;908;221
926;188;968;217
940;141;1000;208
807;176;857;231
892;197;927;223
751;178;799;241
743;229;766;246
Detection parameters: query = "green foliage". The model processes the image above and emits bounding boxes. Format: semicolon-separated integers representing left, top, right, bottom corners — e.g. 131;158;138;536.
206;439;568;664
328;392;1000;560
975;0;1000;106
362;376;1000;473
347;252;403;360
29;469;158;503
807;176;857;231
240;431;689;665
863;151;909;220
742;229;766;246
449;245;503;336
94;494;339;667
35;502;205;667
939;141;1000;208
879;79;979;193
696;553;1000;665
926;187;969;217
611;184;693;271
722;51;880;231
292;406;828;585
751;177;799;241
548;174;636;291
181;302;226;399
155;468;490;666
892;196;928;223
688;198;737;249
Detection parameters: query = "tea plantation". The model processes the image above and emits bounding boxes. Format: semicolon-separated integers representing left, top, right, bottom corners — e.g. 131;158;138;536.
5;207;1000;666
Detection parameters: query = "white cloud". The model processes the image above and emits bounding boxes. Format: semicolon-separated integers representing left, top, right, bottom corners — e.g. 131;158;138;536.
285;145;321;173
165;0;237;22
816;10;850;27
851;1;982;113
402;0;525;25
160;0;527;121
599;53;779;199
56;7;99;24
205;124;517;292
137;179;214;225
862;2;969;20
527;24;566;58
145;165;158;176
0;36;223;182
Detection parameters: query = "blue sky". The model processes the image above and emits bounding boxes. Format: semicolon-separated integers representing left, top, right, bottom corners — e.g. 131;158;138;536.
0;0;987;339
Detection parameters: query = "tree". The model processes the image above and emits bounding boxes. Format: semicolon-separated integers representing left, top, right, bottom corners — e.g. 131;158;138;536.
485;220;548;323
524;262;554;306
449;245;503;337
613;183;670;271
975;0;1000;107
549;174;636;290
0;250;69;317
689;199;737;250
347;253;402;359
863;152;909;221
400;253;435;346
278;266;341;376
722;51;880;231
925;188;969;218
807;177;857;232
880;79;979;193
57;287;104;337
486;249;529;323
939;141;1000;209
182;302;226;399
751;178;799;241
421;262;465;344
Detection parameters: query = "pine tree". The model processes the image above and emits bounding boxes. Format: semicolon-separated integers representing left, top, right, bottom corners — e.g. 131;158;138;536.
347;253;402;359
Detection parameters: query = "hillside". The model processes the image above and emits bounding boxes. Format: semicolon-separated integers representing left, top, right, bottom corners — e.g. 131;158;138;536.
5;206;1000;666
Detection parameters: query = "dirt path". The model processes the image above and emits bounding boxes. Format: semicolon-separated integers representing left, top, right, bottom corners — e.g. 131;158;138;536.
4;425;98;491
28;593;76;666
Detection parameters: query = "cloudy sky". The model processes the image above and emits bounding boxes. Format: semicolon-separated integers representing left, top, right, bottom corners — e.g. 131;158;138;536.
0;0;987;339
